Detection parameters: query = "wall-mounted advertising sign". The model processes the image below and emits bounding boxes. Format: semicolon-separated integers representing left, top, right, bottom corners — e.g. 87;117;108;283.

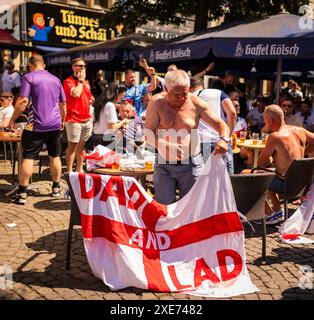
26;2;122;47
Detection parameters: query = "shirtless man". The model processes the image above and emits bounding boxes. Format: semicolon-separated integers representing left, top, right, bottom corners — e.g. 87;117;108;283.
256;104;314;224
145;70;230;205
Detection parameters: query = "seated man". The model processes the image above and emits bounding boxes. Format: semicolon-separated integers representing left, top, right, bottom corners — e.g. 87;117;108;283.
118;99;145;154
246;96;267;132
252;105;314;224
0;92;14;128
280;97;304;127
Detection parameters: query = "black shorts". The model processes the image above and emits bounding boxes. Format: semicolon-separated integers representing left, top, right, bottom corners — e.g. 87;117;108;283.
22;129;62;159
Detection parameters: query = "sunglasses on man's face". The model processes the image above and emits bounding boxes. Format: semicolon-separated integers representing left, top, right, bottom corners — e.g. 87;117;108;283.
73;64;86;68
0;96;11;100
282;104;293;107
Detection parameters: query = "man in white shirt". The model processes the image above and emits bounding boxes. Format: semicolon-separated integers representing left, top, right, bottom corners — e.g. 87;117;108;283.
307;111;314;132
189;77;237;174
246;96;267;131
288;82;303;100
0;91;14;128
1;61;21;93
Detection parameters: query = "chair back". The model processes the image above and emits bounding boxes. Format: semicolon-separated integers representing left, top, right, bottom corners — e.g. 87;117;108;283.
14;114;29;130
283;158;314;199
230;173;275;221
63;173;81;226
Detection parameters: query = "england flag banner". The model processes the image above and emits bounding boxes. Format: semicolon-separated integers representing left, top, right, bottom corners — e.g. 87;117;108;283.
279;182;314;242
69;155;258;297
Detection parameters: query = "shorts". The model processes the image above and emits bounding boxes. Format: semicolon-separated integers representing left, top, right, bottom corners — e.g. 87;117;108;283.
65;120;93;143
269;175;285;194
22;129;61;159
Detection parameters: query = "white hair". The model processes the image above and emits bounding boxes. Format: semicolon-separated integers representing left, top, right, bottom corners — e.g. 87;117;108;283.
164;69;190;91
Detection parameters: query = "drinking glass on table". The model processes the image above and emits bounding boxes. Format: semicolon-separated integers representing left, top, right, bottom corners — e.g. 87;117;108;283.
112;155;120;170
232;133;238;150
240;131;247;143
252;133;259;145
112;161;120;170
144;155;154;170
261;133;268;145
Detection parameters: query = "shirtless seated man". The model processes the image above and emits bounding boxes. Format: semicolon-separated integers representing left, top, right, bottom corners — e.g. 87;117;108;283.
249;104;314;224
144;69;230;205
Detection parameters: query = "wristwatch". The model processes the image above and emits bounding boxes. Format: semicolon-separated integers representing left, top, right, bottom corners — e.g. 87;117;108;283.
219;136;231;143
78;80;83;83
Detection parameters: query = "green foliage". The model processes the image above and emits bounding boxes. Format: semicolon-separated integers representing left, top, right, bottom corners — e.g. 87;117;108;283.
105;0;310;32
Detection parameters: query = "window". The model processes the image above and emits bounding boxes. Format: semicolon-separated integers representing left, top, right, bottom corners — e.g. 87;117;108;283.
94;0;108;8
76;0;88;5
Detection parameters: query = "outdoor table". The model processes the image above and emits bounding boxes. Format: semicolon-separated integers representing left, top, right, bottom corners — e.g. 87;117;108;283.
236;139;266;168
91;166;154;188
0;132;22;196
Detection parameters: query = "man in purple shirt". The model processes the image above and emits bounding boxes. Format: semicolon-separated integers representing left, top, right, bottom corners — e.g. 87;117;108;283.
9;54;66;204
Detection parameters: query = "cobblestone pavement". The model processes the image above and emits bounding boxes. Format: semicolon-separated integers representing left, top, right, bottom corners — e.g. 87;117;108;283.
0;160;313;300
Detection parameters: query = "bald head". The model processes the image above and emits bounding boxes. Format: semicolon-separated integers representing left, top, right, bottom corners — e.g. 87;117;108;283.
264;104;284;124
164;69;190;91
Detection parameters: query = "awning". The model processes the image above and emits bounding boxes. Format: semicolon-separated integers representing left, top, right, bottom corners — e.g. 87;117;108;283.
45;34;164;67
133;13;314;63
35;45;67;53
0;29;33;51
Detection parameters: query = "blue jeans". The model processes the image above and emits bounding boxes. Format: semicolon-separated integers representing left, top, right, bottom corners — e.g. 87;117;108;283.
269;175;284;194
201;141;234;174
153;153;204;205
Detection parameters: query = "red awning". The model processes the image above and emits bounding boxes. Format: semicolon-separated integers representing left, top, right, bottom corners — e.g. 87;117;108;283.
0;29;33;51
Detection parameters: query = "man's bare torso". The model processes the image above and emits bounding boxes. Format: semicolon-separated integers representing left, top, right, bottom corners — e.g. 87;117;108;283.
272;125;306;176
153;92;200;161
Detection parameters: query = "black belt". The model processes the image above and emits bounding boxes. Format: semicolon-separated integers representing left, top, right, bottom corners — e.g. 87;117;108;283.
157;153;201;165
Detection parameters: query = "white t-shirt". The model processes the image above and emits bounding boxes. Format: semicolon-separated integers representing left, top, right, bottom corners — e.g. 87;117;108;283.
0;105;14;124
295;111;312;129
233;117;248;134
93;102;118;134
285;114;304;127
247;107;264;128
288;89;303;100
1;70;21;92
306;111;314;128
194;89;230;143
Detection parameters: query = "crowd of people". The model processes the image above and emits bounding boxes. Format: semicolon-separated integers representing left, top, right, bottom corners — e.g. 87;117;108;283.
1;53;314;219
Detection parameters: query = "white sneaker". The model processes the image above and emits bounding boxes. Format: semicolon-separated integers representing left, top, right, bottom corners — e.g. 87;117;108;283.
266;209;284;225
276;209;285;222
265;211;279;225
52;187;61;197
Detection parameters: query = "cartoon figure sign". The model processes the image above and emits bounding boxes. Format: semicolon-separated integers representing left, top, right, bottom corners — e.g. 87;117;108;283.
28;13;54;42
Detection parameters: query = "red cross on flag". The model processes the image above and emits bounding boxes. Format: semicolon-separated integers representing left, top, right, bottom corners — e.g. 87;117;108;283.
69;155;258;297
